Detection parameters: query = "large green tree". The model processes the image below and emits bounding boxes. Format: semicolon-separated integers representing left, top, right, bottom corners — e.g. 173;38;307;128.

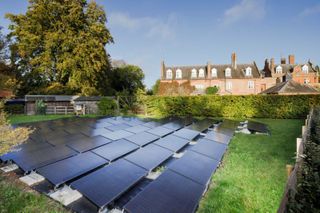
6;0;113;95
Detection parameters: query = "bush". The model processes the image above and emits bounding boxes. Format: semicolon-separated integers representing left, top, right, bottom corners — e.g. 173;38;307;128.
4;104;24;114
98;97;118;115
206;86;219;95
144;95;320;119
35;100;46;115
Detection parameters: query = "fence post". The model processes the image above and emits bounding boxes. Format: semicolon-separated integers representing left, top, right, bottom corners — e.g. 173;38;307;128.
65;106;67;115
296;138;302;162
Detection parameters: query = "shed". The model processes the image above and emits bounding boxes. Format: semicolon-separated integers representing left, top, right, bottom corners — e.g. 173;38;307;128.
260;80;320;95
73;96;102;114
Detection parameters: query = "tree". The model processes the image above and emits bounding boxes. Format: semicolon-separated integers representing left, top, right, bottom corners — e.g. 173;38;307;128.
109;65;145;95
206;86;219;95
152;79;160;95
0;101;32;155
6;0;113;95
158;81;194;96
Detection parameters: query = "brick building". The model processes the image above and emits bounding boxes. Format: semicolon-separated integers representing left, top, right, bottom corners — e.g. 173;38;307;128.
160;53;319;95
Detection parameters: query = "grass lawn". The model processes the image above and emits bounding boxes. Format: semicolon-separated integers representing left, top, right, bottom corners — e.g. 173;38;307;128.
198;119;304;213
8;114;100;125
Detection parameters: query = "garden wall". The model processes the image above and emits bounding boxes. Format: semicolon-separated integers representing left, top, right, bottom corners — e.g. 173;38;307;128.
144;95;320;119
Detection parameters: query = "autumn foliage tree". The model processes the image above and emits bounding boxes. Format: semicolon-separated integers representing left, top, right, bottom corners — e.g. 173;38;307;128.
6;0;113;95
158;81;195;96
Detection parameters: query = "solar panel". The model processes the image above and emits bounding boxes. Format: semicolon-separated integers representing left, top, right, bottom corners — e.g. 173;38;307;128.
124;169;205;213
13;145;77;172
124;144;173;172
219;119;239;130
213;126;235;137
191;138;227;161
173;128;200;140
71;159;147;208
44;130;70;141
186;118;217;132
154;135;190;152
37;152;108;187
106;123;132;131
204;131;232;144
146;126;174;137
247;121;269;134
81;128;113;138
101;130;134;141
64;125;94;134
142;121;163;128
121;118;145;126
125;132;160;147
66;136;112;153
92;139;139;161
46;133;88;146
103;118;125;125
89;121;113;129
0;140;52;162
168;151;219;186
161;121;184;131
125;125;151;134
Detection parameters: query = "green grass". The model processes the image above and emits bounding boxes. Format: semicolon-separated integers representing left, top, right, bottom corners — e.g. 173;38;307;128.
0;175;68;212
198;119;304;213
8;114;100;125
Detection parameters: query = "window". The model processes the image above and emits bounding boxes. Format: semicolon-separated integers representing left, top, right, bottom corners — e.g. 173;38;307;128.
248;81;254;89
191;68;197;78
176;69;182;79
302;65;309;74
245;67;252;76
304;79;310;84
199;68;205;78
211;68;217;77
225;67;231;77
226;82;232;90
166;69;172;79
195;84;204;90
276;65;282;74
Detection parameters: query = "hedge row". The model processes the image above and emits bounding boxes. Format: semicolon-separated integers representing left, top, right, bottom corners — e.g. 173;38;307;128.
144;95;320;118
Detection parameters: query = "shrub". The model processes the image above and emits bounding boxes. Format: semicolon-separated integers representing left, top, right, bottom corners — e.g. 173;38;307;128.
206;86;219;95
98;97;118;115
4;104;24;114
144;95;320;119
35;100;46;115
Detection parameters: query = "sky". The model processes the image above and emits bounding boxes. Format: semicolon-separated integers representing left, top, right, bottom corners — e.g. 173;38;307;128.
1;0;320;88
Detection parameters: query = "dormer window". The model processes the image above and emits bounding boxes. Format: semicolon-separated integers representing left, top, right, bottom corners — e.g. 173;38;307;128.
225;67;231;77
166;69;172;79
191;68;197;78
199;68;205;78
211;68;217;77
245;67;252;76
176;69;182;79
276;65;282;74
302;65;309;74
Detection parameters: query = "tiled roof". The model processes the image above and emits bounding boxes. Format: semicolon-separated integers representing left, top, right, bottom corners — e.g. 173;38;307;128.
261;80;320;94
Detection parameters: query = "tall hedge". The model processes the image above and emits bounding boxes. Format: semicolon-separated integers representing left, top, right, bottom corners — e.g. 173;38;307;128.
144;95;320;118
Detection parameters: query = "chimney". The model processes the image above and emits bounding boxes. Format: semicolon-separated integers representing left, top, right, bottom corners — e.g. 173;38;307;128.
288;55;295;65
161;60;165;79
207;61;211;78
270;58;275;71
281;57;286;65
231;52;237;69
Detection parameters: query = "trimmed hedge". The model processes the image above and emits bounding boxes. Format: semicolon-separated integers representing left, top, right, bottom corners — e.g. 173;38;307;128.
144;95;320;118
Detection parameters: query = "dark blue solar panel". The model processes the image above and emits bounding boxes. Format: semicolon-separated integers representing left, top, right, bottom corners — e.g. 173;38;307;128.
13;145;77;172
124;144;173;172
142;121;163;128
154;135;190;152
247;121;269;134
186;118;217;132
101;130;134;140
71;159;147;208
161;121;184;131
92;139;139;161
124;169;205;213
81;128;113;137
37;152;108;187
204;131;232;144
125;132;159;147
66;136;112;153
125;125;151;134
219;119;239;130
106;123;132;131
46;133;88;146
191;138;227;161
147;126;174;137
89;122;113;129
168;151;219;186
173;128;200;140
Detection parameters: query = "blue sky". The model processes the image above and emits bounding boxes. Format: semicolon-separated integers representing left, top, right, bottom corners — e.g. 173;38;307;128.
1;0;320;88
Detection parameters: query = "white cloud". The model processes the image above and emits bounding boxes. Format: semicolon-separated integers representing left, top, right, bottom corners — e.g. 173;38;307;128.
300;4;320;17
109;12;177;40
221;0;266;26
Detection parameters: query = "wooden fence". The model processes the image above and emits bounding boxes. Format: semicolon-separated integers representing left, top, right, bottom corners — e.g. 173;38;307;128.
277;111;312;213
46;105;75;115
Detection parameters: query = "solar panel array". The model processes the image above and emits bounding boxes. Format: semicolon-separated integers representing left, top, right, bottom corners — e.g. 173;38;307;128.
0;117;238;213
